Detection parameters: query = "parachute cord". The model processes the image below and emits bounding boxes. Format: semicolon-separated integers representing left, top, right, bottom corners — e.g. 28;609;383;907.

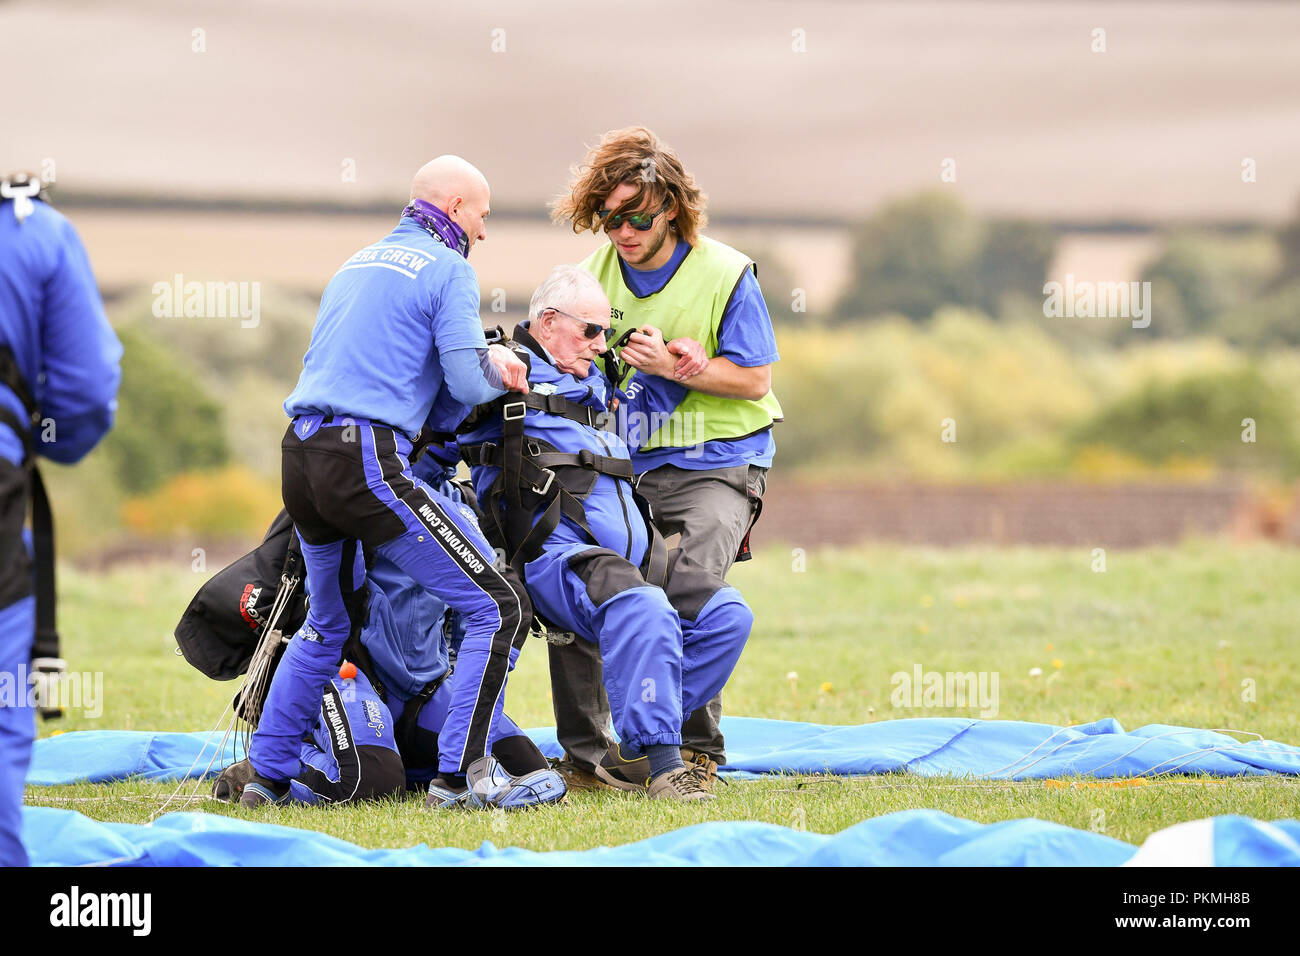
150;572;301;820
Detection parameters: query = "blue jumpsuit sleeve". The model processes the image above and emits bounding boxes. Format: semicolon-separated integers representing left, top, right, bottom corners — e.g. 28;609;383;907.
615;373;687;452
433;265;506;408
443;347;506;408
35;216;123;464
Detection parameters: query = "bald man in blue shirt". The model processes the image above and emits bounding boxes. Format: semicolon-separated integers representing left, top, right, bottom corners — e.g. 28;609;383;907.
245;156;538;806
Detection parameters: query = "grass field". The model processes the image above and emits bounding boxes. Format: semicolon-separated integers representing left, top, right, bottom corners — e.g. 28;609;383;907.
24;540;1300;853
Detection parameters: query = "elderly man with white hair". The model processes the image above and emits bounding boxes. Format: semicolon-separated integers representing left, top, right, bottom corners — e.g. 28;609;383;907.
456;265;753;802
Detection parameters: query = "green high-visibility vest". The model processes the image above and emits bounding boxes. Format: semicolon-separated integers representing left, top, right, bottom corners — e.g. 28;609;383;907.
581;237;783;452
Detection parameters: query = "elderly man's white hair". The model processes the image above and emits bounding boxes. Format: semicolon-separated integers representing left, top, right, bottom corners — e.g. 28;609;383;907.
529;265;606;321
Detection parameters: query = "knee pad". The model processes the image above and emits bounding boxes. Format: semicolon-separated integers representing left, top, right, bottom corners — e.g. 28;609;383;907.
354;745;407;802
565;547;651;608
464;755;566;810
663;550;733;624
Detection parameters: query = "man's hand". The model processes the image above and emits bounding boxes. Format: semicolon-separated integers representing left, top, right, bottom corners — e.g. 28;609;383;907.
620;327;677;379
487;343;529;394
666;336;708;380
621;326;770;398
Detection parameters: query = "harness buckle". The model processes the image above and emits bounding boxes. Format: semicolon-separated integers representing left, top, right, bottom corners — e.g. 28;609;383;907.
503;401;527;421
530;469;555;496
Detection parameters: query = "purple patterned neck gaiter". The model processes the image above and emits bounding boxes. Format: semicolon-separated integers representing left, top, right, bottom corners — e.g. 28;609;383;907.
401;198;470;259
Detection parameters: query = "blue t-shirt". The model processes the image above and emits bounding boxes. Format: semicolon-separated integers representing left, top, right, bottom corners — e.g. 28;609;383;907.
618;240;779;473
284;219;498;437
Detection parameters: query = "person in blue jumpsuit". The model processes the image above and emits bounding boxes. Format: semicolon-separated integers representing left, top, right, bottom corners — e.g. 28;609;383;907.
265;445;561;808
216;446;561;807
0;176;122;865
458;266;753;802
243;156;538;807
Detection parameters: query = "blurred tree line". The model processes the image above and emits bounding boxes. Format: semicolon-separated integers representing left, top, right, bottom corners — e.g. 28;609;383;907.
832;191;1056;322
766;189;1300;480
42;288;318;554
820;189;1300;350
108;326;229;493
775;311;1300;481
43;196;1300;555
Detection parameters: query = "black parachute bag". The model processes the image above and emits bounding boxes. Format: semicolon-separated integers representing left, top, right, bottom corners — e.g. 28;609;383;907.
174;510;306;725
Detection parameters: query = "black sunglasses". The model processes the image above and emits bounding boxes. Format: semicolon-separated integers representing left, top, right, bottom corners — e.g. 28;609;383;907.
596;199;671;232
544;307;607;339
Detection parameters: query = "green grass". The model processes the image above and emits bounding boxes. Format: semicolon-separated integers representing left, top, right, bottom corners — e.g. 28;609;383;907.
25;540;1300;853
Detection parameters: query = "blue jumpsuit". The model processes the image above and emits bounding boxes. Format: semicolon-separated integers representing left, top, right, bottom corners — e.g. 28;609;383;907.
288;669;403;805
459;327;753;755
287;451;540;801
0;197;122;865
253;221;533;786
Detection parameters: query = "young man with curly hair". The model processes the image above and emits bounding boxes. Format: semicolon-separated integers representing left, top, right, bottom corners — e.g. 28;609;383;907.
549;127;782;788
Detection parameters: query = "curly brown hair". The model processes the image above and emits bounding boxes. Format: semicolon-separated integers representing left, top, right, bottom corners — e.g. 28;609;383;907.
551;126;707;245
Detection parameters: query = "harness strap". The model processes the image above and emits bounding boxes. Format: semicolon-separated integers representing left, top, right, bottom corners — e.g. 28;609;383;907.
394;672;450;760
509;487;595;575
633;492;669;589
601;327;638;390
334;547;384;702
0;405;32;458
0;345;40;430
0;344;61;715
461;324;670;603
531;449;634;479
461;417;668;590
500;391;614;431
461;442;634;483
29;469;58;660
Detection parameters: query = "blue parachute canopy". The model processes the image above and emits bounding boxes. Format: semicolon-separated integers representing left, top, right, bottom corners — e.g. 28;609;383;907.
25;717;1300;867
27;716;1300;786
20;806;1300;867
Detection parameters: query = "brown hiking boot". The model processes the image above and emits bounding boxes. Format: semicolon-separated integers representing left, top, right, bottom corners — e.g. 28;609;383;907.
680;748;719;790
212;759;255;802
551;755;616;792
647;764;715;802
596;746;720;793
595;745;650;792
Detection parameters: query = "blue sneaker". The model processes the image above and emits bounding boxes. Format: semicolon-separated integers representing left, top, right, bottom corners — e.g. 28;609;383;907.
238;775;292;807
425;776;471;809
463;756;566;809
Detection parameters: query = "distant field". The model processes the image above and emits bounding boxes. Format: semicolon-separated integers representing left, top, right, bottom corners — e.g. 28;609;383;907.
75;211;849;307
73;209;1158;321
6;1;1300;220
24;540;1300;851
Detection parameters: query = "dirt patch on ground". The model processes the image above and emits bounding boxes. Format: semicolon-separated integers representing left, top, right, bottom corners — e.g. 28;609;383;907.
73;480;1293;571
756;478;1262;551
